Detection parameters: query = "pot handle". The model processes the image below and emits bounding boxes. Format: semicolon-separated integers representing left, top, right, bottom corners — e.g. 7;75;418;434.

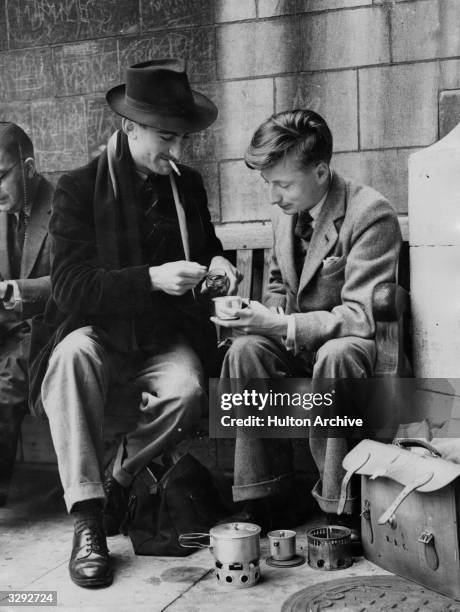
178;532;211;549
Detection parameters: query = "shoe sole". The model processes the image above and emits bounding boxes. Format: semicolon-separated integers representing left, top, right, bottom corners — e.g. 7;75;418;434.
70;572;114;589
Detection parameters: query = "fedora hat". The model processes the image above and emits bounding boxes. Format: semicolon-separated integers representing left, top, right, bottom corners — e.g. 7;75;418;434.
106;58;218;133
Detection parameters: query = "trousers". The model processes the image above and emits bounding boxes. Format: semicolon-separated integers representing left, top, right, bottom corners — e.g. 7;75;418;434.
0;323;30;505
221;333;376;514
42;326;206;512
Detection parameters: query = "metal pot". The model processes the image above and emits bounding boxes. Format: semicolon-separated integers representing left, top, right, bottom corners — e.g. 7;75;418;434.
179;523;262;588
180;522;261;563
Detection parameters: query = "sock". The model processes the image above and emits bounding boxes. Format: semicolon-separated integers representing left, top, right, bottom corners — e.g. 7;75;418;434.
71;499;103;531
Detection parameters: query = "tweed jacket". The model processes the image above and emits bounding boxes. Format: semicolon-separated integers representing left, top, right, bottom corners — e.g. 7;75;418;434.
0;175;53;332
263;171;402;353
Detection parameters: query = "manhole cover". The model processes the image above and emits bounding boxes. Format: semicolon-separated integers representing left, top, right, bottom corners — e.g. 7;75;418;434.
281;575;460;611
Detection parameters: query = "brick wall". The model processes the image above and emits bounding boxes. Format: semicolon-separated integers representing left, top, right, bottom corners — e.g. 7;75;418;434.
0;0;459;222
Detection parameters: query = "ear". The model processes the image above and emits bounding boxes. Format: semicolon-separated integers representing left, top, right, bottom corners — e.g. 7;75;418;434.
122;119;137;140
23;157;36;180
315;162;330;185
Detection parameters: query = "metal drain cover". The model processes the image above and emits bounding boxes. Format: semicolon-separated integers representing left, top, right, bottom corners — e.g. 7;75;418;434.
281;575;460;611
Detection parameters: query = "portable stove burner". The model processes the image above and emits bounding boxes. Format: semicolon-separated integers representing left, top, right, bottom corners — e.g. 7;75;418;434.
306;525;352;570
214;558;260;588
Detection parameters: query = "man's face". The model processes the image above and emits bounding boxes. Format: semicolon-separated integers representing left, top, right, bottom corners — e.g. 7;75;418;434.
0;149;24;214
126;122;188;175
261;151;329;215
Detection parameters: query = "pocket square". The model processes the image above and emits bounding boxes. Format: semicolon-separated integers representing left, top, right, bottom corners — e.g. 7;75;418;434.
322;255;342;267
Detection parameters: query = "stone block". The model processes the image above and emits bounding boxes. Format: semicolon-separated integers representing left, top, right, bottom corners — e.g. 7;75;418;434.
53;39;119;97
0;1;7;50
392;0;460;63
220;160;268;222
439;89;460;139
119;27;215;84
215;0;256;22
7;0;139;49
259;0;372;18
213;79;274;160
275;70;358;152
301;6;389;70
360;63;437;149
217;18;300;79
360;59;460;149
0;48;54;102
332;148;416;213
85;95;121;160
31;97;88;172
140;0;213;31
0;101;32;137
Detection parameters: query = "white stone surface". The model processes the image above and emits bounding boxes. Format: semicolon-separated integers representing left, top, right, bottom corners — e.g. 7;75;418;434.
409;122;460;379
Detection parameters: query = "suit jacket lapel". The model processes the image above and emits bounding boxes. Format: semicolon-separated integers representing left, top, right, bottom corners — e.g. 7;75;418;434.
297;173;346;295
273;210;298;293
21;177;51;278
0;212;10;280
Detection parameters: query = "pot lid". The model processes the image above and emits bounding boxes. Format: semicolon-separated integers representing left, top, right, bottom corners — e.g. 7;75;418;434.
210;522;261;539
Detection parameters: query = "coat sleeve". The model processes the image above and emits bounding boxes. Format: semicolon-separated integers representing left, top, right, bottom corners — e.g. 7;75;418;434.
50;175;152;317
15;276;51;319
292;200;401;352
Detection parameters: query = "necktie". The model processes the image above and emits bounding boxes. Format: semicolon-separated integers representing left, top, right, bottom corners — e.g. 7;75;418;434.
9;211;26;279
294;210;314;243
294;211;314;278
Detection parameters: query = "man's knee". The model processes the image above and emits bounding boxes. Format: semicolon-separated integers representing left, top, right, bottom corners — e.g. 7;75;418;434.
49;326;105;367
314;337;374;378
224;334;272;371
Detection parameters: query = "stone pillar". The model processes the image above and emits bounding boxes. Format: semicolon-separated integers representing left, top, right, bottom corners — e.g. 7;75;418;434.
409;122;460;378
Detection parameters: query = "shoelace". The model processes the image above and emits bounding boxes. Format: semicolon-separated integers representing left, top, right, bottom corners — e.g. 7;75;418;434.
84;529;108;555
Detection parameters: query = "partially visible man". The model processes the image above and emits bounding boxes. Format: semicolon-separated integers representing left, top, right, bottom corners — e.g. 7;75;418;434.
0;122;52;505
28;59;239;589
213;110;401;535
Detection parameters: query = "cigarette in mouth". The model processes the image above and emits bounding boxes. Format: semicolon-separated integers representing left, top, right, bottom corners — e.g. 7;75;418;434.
168;159;181;176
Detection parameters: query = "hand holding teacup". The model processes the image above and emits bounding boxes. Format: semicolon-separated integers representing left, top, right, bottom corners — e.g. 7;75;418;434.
210;299;289;338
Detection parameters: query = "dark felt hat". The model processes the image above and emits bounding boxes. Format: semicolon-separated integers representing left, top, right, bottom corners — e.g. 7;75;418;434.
106;58;218;133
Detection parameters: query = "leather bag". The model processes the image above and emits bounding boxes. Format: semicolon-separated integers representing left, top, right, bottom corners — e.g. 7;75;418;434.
123;453;226;556
342;438;460;600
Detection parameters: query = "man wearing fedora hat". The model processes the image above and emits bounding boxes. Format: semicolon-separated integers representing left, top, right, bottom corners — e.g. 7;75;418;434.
28;59;239;588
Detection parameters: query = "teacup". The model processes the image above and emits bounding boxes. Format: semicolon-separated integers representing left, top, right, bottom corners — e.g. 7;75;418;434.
213;296;243;320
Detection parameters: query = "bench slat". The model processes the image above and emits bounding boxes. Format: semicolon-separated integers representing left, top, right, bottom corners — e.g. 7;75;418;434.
215;215;408;251
236;249;253;298
261;248;272;299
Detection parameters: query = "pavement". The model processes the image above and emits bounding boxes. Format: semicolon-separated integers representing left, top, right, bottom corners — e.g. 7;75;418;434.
0;463;387;612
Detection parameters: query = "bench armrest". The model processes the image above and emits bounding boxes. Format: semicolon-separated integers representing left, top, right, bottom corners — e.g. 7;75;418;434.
373;282;409;323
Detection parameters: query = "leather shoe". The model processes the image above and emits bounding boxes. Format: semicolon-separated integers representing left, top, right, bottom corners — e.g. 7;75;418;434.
103;472;130;536
69;523;113;588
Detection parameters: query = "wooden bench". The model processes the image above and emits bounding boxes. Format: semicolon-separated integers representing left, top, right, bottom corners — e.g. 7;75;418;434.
18;216;410;466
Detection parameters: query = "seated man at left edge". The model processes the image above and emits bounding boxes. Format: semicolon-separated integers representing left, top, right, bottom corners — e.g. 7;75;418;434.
27;59;240;589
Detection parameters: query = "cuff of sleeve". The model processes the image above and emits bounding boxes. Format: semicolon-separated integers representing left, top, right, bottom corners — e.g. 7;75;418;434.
2;280;21;311
284;314;296;351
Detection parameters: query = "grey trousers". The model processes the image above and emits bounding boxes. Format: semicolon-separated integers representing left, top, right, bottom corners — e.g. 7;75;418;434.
221;334;375;514
42;326;206;512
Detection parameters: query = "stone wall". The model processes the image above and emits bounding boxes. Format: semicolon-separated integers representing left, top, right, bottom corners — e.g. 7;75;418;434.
0;0;459;222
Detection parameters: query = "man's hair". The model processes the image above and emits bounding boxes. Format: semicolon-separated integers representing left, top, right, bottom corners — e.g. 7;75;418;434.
244;109;333;171
0;122;34;160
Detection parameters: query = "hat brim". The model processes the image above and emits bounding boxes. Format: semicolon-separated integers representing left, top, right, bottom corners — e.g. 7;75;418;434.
106;84;218;133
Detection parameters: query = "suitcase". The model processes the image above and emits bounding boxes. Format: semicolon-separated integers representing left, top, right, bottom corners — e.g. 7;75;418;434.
342;438;460;600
